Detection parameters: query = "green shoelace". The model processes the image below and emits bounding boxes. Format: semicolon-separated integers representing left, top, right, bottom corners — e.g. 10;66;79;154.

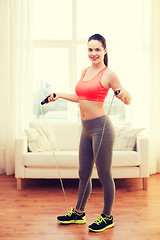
65;208;75;217
94;214;110;225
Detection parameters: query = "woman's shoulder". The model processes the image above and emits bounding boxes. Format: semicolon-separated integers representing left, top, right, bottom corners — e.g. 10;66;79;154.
104;67;116;77
101;67;119;88
103;67;119;82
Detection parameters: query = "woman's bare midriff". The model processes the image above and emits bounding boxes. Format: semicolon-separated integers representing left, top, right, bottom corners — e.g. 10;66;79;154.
79;99;106;120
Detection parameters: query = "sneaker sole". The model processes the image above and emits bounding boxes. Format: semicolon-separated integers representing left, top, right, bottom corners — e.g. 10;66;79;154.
88;222;114;232
57;219;86;225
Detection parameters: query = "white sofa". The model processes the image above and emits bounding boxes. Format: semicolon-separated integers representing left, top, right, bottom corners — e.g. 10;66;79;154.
15;121;149;190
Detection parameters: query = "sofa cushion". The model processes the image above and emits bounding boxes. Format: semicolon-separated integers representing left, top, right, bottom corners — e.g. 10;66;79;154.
24;151;79;168
114;127;144;151
24;150;140;168
25;128;58;152
112;151;140;166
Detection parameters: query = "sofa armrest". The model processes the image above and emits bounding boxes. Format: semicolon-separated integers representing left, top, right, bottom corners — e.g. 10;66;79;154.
15;136;28;179
136;134;149;178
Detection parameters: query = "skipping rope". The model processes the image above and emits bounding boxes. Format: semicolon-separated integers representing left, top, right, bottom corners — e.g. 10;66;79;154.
40;90;120;213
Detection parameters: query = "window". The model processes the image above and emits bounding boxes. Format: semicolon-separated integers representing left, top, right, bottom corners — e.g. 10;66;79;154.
32;0;72;120
33;48;69;119
33;0;72;40
32;0;147;125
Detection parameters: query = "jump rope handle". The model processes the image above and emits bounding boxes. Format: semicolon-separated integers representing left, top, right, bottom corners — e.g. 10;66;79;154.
41;93;56;105
114;90;120;95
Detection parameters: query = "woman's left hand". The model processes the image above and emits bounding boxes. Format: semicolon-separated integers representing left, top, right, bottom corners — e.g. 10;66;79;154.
115;88;131;105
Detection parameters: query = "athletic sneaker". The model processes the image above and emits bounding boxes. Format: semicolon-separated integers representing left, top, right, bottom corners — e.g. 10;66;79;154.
57;208;86;224
88;214;114;232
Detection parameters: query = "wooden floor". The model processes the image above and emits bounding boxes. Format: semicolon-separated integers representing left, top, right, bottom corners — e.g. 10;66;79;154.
0;174;160;240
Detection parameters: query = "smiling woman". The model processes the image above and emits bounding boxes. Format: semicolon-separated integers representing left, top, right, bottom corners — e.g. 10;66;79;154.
47;33;131;232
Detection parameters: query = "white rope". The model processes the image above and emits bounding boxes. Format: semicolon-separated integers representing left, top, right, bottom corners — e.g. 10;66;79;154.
40;104;69;211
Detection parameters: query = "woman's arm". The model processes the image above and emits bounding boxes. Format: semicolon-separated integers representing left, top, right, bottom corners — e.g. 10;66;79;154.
47;68;89;104
115;88;131;105
47;93;79;103
107;70;131;105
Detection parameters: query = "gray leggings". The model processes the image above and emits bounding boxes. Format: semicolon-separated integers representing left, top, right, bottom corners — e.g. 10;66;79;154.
76;115;115;215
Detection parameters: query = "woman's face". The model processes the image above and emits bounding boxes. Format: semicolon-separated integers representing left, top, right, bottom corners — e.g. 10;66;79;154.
88;40;106;65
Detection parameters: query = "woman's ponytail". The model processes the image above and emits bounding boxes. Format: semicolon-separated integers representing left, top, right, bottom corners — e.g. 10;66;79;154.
104;52;108;67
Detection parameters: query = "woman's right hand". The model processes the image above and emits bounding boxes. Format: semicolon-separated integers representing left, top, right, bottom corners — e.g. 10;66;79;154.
46;93;79;103
47;93;59;103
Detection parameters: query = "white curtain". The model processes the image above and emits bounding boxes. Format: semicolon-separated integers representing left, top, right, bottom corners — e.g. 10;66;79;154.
149;0;160;174
0;0;33;175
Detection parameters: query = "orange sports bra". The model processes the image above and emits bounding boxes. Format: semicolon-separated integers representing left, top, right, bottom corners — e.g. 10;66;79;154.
75;67;109;102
